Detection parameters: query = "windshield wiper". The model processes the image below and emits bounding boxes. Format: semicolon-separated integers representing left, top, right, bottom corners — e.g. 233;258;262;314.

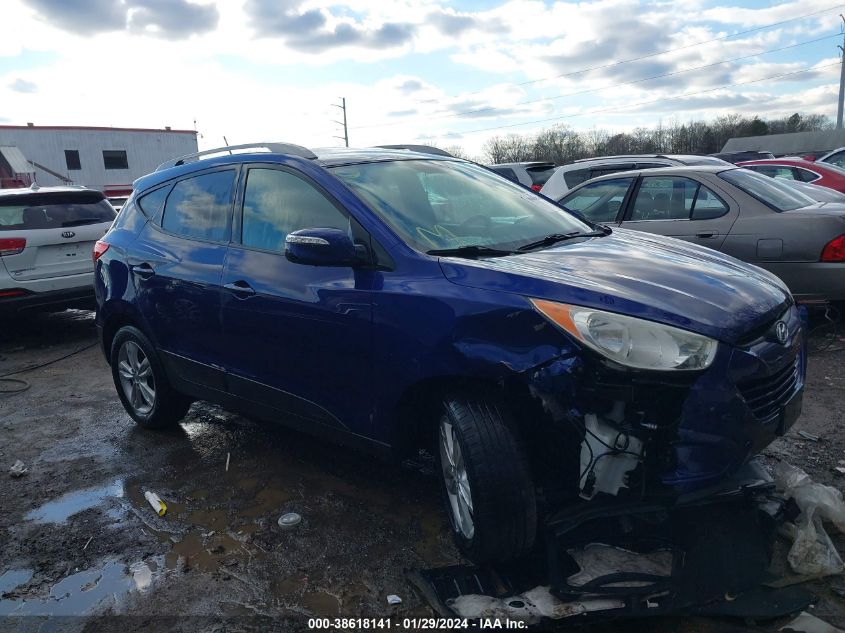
427;245;516;258
517;227;611;252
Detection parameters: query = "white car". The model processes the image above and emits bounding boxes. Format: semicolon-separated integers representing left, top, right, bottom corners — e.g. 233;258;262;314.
0;185;115;316
540;154;730;200
487;161;556;191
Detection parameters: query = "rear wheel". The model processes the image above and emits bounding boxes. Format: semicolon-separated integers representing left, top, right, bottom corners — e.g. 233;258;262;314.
110;326;191;429
437;394;537;563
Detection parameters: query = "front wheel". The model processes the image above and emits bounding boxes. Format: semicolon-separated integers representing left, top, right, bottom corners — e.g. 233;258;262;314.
110;326;191;429
437;394;537;563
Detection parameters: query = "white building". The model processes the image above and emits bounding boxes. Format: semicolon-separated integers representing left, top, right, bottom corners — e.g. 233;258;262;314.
0;124;198;196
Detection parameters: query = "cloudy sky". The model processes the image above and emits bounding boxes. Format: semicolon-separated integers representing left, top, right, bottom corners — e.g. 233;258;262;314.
0;0;842;155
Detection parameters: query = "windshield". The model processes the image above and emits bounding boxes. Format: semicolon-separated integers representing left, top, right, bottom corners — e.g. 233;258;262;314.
719;168;814;212
0;192;116;231
330;160;591;252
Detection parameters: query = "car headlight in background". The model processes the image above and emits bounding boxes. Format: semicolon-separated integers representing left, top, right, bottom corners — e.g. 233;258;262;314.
530;299;718;371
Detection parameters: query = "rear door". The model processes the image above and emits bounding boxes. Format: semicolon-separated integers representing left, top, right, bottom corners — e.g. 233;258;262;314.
619;175;738;249
0;191;115;281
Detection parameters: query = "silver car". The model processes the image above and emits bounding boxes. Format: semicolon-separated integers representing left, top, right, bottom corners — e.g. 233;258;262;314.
0;185;115;316
555;166;845;303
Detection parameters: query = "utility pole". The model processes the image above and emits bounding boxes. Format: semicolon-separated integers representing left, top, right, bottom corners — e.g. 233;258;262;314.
838;15;845;129
332;97;349;147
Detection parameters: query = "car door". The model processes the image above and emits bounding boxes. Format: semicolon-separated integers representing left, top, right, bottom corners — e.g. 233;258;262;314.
619;175;737;249
220;164;374;436
558;177;634;224
130;167;236;389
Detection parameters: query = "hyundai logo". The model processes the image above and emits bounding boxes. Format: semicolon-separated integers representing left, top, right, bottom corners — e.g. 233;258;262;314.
775;321;788;345
61;231;76;239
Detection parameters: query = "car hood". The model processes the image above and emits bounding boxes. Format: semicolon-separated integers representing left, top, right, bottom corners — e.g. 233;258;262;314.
439;228;791;344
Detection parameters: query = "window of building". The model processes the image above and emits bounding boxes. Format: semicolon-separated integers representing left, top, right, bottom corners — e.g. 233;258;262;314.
64;150;81;171
161;170;236;242
102;150;129;170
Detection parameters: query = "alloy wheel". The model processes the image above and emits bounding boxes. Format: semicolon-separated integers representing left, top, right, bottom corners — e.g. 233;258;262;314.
439;418;475;539
117;340;156;415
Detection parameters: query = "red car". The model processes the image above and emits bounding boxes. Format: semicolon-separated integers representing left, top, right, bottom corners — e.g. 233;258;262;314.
737;158;845;194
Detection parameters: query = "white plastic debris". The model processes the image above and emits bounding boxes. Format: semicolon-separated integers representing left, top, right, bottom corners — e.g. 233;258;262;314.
387;594;402;605
773;462;845;576
278;512;302;530
449;586;624;624
567;544;672;587
144;491;167;516
9;460;27;477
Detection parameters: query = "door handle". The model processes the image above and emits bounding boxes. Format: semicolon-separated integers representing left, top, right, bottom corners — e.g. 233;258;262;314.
695;231;719;239
223;280;256;297
129;262;155;279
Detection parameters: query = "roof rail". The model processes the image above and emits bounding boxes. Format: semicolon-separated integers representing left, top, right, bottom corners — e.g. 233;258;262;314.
156;142;317;171
377;144;454;157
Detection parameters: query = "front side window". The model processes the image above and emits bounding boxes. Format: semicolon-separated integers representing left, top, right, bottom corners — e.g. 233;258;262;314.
0;192;115;231
720;168;814;212
490;167;518;182
332;160;591;252
241;168;348;252
161;170;235;241
560;178;632;222
103;150;129;170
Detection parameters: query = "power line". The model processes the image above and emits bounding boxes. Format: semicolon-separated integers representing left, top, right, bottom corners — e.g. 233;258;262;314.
332;97;349;147
438;61;840;138
354;32;840;130
383;1;845;113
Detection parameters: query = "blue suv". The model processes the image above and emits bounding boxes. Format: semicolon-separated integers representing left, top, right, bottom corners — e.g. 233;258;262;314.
94;143;805;564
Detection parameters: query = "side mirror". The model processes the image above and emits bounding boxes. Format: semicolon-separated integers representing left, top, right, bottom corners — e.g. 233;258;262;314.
285;227;365;267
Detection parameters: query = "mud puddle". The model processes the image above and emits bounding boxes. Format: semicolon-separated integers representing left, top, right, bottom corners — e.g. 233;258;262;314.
24;480;125;524
0;557;161;616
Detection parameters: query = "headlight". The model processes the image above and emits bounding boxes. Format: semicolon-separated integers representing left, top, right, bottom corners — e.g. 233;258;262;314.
530;299;718;371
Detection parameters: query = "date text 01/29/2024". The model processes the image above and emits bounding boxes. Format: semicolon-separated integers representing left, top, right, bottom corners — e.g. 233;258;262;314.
307;618;528;629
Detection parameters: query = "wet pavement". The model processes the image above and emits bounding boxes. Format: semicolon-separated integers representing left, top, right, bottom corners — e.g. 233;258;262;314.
1;309;845;632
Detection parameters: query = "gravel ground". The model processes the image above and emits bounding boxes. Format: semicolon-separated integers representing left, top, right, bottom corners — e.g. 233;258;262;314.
0;309;844;633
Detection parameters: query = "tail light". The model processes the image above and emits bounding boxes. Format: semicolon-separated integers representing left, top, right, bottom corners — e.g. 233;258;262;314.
92;240;110;262
0;289;26;298
0;238;26;256
531;184;542;192
821;234;845;262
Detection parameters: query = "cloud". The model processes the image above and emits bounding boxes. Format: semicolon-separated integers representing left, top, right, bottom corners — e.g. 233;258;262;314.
127;0;219;38
245;0;415;52
9;78;37;93
397;79;424;94
22;0;125;33
22;0;218;38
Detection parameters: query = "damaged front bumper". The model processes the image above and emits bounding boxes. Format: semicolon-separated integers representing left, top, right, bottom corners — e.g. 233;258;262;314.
411;461;811;625
525;304;806;497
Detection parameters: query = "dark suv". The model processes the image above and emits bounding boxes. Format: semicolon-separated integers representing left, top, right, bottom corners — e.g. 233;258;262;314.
94;143;805;564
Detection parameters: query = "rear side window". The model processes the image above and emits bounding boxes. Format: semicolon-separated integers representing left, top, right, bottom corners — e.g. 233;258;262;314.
563;168;590;188
630;176;728;221
162;170;236;242
794;168;819;183
137;186;170;219
490;167;518;182
241;168;347;252
0;193;115;231
526;165;555;186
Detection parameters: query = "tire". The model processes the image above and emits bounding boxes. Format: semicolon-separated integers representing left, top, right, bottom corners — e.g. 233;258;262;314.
437;393;537;563
110;326;191;429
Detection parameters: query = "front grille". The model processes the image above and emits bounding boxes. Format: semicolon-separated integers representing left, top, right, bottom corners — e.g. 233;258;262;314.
737;359;800;424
